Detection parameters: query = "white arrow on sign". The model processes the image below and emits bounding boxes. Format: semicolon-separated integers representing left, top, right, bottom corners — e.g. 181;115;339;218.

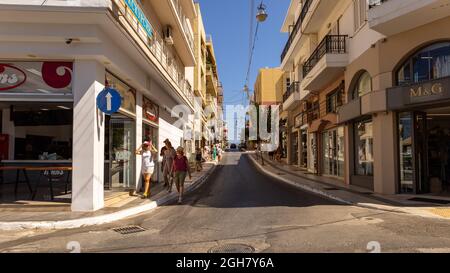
105;92;113;111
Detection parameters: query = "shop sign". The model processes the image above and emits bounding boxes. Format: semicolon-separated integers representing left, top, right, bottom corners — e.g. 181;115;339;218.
410;83;443;98
0;64;27;91
387;76;450;110
0;62;73;94
143;96;159;123
124;0;153;38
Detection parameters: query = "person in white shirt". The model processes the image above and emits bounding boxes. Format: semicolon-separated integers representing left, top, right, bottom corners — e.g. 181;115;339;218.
135;141;158;199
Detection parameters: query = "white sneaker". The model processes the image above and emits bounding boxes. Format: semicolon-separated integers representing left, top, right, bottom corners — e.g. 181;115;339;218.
178;196;182;204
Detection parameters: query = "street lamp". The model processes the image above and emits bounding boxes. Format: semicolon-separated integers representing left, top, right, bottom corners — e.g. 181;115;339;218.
256;3;268;22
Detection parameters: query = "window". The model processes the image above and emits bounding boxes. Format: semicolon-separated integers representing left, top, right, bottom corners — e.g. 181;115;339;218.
397;42;450;86
353;71;372;99
354;119;374;176
326;85;344;113
354;0;367;32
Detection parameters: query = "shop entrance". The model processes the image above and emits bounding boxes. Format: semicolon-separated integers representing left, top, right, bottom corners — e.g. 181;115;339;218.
104;114;136;190
399;107;450;195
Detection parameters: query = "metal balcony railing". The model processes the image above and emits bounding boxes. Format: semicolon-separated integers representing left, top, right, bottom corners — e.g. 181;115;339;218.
171;0;195;52
283;81;300;103
110;0;194;107
368;0;388;9
306;102;320;123
302;35;347;78
280;0;313;63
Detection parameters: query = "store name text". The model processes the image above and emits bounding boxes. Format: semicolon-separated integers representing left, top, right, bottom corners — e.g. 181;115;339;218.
410;83;443;98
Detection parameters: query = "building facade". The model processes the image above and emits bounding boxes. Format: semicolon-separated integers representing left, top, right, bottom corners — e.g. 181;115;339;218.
192;3;223;149
281;0;450;196
0;0;201;211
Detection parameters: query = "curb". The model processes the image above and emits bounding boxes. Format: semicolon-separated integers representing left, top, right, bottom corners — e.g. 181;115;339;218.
0;163;218;231
247;154;445;219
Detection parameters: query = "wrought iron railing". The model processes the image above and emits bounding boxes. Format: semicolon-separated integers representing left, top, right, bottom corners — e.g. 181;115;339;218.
109;0;195;107
280;0;313;63
283;81;300;103
303;35;347;77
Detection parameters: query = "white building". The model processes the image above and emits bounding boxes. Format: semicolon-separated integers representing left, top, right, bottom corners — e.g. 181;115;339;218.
0;0;198;211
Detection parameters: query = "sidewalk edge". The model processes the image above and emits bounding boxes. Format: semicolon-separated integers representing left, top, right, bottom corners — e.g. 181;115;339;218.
0;164;217;231
247;154;447;219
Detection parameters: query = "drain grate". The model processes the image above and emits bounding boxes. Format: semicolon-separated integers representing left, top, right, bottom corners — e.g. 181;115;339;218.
112;225;146;235
208;244;255;254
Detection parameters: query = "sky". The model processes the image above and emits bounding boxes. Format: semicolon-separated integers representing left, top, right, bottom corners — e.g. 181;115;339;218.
198;0;290;107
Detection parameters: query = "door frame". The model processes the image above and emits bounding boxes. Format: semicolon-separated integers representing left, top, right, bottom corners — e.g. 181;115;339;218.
105;113;136;190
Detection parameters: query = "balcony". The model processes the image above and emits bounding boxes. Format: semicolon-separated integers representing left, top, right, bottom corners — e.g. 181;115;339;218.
145;0;195;66
280;0;313;64
301;35;348;91
306;103;320;123
206;64;219;97
282;82;301;111
110;0;195;108
302;0;340;34
368;0;450;36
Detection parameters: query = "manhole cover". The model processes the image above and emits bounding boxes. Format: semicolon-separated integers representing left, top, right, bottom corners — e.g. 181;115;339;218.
208;244;255;254
112;225;146;235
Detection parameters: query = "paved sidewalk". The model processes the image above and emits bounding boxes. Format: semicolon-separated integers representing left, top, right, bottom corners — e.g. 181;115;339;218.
0;162;217;230
248;152;450;220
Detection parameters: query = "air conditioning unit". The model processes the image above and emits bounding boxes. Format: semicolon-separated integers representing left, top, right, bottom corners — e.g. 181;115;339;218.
164;25;174;45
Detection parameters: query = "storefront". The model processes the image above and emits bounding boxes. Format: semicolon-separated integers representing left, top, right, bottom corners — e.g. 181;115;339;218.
0;61;74;201
103;72;137;190
388;42;450;195
321;127;345;178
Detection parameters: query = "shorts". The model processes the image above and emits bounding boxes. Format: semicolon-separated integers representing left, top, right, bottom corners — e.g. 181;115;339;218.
173;171;187;187
142;166;154;175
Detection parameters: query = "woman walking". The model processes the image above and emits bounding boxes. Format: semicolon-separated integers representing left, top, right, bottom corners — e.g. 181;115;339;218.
171;147;192;204
135;141;157;199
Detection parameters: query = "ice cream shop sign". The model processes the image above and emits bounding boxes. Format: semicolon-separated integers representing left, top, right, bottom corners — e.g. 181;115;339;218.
0;61;73;94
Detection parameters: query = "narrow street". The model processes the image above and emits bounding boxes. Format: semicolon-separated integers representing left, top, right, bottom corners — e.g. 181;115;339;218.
2;152;450;253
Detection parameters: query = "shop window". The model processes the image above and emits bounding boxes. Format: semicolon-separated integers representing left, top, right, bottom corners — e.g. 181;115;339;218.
1;103;73;161
105;72;136;115
397;42;450;86
354;119;374;176
352;71;372;100
398;113;414;193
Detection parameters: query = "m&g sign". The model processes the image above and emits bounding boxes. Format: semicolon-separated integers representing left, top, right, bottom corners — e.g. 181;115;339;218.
124;0;153;38
410;83;443;98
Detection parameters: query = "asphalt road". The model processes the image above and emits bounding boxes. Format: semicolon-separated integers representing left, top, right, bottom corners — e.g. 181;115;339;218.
2;152;450;253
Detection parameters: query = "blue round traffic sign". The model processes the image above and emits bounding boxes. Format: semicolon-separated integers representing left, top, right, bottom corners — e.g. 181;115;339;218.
97;87;122;115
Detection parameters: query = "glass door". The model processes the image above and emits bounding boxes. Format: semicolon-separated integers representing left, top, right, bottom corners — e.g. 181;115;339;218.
105;114;136;190
414;112;428;193
398;112;428;194
300;129;308;169
291;132;299;165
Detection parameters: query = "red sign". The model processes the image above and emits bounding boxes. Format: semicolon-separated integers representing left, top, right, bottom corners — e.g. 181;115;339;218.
143;96;159;123
0;64;27;91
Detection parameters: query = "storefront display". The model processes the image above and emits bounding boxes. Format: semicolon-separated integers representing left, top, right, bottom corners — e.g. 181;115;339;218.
354;119;374;176
104;72;136;190
322;127;344;178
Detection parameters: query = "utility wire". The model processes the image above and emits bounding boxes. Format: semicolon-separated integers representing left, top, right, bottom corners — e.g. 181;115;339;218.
244;0;264;103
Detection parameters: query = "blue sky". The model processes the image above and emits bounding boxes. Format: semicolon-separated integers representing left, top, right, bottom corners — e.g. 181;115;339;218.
198;0;290;106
